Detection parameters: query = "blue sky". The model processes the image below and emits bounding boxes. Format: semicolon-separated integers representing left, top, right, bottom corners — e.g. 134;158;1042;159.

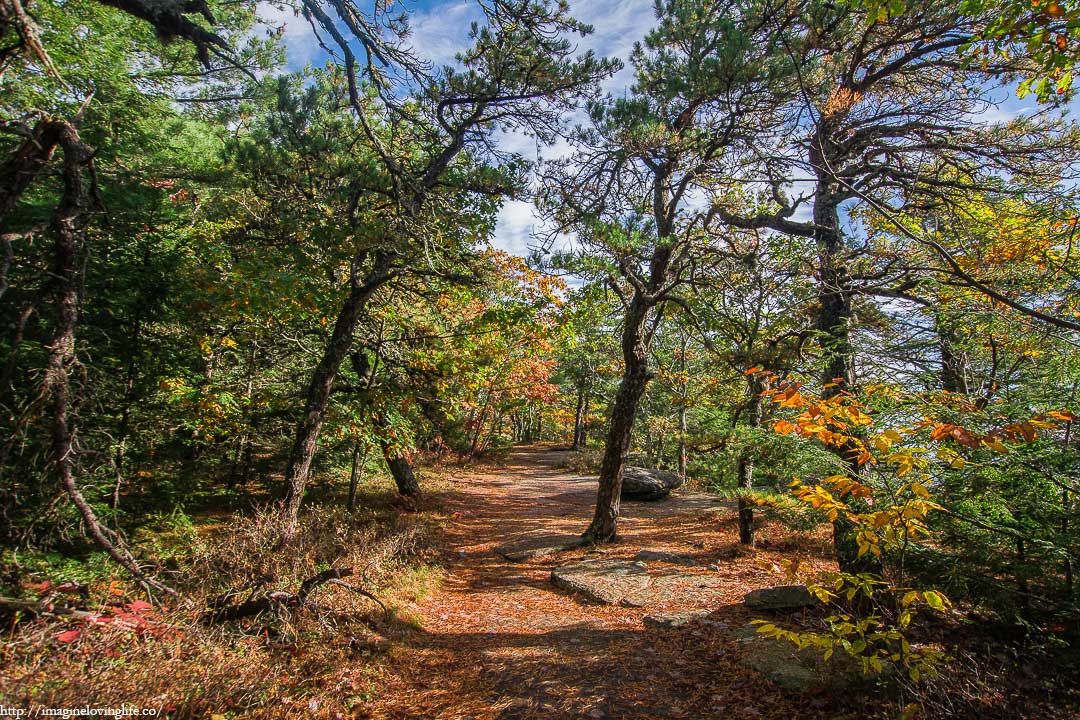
256;1;1067;257
257;0;656;256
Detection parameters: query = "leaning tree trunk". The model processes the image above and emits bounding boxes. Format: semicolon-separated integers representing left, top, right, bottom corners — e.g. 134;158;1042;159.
812;167;881;576
0;118;66;223
737;371;764;546
40;120;174;596
583;300;652;543
280;252;392;542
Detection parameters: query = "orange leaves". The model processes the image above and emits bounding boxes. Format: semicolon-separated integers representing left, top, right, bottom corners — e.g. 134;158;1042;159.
1046;409;1078;422
772;419;796;434
916;409;1074;455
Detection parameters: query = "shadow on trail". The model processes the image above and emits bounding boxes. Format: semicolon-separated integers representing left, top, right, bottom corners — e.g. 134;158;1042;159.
365;445;827;720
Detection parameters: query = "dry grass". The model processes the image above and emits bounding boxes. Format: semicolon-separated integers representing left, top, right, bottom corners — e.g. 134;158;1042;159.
0;495;446;719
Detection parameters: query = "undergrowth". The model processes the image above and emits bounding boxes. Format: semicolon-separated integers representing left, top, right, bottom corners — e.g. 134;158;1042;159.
0;491;445;719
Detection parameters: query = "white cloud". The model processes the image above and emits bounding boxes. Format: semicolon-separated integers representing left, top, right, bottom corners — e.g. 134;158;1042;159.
492;199;540;255
569;0;657;93
407;0;484;67
257;3;322;70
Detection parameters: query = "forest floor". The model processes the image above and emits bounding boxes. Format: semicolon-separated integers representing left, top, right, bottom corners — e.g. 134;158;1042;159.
362;445;840;720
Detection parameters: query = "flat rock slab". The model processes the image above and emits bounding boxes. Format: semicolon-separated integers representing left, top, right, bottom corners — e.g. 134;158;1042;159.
550;559;652;605
498;534;588;561
743;585;817;611
551;559;727;608
623;573;727;607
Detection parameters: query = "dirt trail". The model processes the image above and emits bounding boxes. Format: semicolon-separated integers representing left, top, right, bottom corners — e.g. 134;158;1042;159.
369;446;829;720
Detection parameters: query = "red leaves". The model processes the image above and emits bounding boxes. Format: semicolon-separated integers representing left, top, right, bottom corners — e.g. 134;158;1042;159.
47;597;176;647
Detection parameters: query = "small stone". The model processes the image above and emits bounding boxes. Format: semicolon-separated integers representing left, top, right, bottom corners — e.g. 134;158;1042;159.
642;610;710;628
634;549;696;564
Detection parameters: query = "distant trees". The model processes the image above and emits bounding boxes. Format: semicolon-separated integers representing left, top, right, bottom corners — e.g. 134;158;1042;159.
0;0;611;573
274;0;614;541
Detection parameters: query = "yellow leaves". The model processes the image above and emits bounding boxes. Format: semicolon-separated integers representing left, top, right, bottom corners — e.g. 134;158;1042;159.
891;452;915;478
872;429;903;453
855;529;881;558
160;377;189;393
935;446;967;469
822;86;863;118
199;336;239;355
823;474;874;501
922;590;950;612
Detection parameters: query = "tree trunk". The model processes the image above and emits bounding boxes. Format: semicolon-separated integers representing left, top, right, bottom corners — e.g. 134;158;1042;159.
280;252;392;542
678;330;688;479
936;315;969;394
581;389;589;448
737;372;763;546
373;413;420;497
41;120;173;596
0;118;65;223
583;300;651;543
347;440;365;511
677;405;687;479
811;162;880;575
1064;421;1074;602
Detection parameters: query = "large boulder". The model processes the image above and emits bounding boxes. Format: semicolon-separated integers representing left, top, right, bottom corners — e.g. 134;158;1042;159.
743;585;817;611
735;624;892;692
643;609;710;629
620;466;684;501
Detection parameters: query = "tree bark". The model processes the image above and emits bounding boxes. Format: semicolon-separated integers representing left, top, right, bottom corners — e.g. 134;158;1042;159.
0;118;65;223
347;440;364;511
40;120;174;596
280;251;392;542
737;372;763;546
372;412;420;497
677;330;688;479
811;157;880;575
678;405;687;479
583;299;652;543
936;314;969;394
